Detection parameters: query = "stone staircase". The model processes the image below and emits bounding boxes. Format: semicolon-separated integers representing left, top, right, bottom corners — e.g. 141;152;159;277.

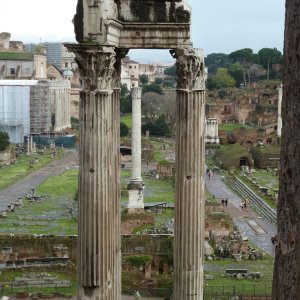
226;176;277;225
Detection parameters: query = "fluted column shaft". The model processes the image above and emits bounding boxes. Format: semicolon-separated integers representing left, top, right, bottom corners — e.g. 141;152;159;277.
173;48;206;300
65;44;126;300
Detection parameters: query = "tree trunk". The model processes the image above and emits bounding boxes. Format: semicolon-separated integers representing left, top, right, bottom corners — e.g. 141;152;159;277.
272;0;300;299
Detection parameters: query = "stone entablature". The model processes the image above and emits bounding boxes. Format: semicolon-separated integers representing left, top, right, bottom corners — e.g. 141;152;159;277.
73;0;191;49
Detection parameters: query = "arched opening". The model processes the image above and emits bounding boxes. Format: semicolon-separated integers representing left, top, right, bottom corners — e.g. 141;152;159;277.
240;156;249;167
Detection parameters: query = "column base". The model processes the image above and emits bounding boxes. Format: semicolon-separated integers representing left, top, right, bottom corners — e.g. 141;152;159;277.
127;180;144;210
78;286;106;300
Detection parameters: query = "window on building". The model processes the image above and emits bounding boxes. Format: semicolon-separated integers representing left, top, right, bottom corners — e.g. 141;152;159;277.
65;62;69;68
10;68;15;75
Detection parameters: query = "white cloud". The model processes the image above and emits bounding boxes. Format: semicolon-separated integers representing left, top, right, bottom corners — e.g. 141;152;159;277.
0;0;77;42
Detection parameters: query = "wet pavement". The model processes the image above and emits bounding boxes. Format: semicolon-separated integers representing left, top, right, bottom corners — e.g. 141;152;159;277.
206;172;277;256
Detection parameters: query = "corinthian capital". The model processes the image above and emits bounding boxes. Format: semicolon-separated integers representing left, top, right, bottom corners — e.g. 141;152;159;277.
172;48;206;91
65;44;118;91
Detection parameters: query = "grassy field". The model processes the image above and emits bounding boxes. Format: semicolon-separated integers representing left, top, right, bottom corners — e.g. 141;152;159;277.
219;123;256;132
0;149;65;190
252;170;279;190
0;169;78;235
121;169;174;203
0;165;174;234
204;256;274;296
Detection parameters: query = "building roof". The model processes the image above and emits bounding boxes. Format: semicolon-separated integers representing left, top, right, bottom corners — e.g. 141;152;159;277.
122;56;139;64
0;51;33;61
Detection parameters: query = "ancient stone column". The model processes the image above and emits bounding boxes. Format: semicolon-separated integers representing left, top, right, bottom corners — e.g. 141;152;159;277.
65;44;127;300
277;83;283;138
172;48;206;300
127;87;144;210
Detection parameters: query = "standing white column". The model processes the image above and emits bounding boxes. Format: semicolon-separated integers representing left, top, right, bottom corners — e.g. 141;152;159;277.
277;84;283;138
127;87;144;210
131;88;142;180
173;48;206;300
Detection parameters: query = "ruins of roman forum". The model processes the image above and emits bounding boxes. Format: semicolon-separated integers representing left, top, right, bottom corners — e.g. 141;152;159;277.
66;0;206;299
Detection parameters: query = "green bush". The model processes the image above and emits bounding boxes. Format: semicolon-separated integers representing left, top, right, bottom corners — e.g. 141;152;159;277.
0;131;10;151
127;255;151;267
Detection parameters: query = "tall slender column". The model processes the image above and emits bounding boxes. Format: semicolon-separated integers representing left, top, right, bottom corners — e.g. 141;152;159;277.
172;48;206;300
66;44;127;300
277;84;283;138
127;87;144;210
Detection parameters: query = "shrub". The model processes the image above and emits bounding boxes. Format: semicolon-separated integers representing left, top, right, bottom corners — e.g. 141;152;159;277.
127;255;151;267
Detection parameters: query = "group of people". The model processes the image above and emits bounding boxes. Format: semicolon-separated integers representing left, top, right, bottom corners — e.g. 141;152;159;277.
206;168;214;180
241;198;250;210
221;198;229;207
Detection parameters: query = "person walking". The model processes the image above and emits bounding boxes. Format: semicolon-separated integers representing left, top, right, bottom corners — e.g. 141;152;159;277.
225;198;228;207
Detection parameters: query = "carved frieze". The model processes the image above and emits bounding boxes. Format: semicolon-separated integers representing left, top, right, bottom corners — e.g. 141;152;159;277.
171;48;206;91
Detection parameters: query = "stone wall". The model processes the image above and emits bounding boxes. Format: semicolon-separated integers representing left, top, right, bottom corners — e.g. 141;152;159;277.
0;235;173;262
0;150;11;164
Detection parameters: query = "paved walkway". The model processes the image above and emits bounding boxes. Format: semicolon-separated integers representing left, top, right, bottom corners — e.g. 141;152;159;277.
206;172;277;256
0;150;78;211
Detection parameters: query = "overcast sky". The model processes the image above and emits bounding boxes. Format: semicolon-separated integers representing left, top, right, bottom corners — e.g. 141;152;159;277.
0;0;285;62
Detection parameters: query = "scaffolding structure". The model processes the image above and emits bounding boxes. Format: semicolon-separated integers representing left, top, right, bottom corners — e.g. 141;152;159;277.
0;80;38;143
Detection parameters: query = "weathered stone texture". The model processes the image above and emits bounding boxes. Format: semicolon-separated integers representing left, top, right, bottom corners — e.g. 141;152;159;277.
173;49;206;300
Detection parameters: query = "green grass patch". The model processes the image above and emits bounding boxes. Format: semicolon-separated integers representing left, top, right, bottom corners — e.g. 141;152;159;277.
252;170;279;190
121;114;132;129
0;150;65;191
36;169;78;198
219;123;256;132
0;169;78;235
121;171;174;203
204;256;274;295
215;144;253;171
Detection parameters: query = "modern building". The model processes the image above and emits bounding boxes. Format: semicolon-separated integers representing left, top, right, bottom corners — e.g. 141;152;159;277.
26;42;77;71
